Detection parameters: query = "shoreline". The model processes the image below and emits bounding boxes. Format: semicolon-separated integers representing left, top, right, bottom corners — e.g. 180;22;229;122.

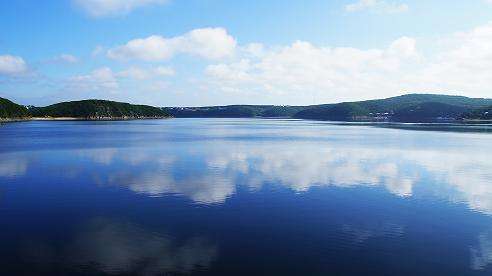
2;116;492;125
0;118;31;123
461;119;492;123
31;116;172;121
1;116;172;123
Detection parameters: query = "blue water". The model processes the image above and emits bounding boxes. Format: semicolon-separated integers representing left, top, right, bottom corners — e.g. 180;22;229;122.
1;118;492;275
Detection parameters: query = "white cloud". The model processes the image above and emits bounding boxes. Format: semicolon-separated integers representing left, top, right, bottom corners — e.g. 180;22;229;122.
387;36;418;58
205;37;420;101
146;80;170;91
66;66;174;95
243;43;266;58
91;46;105;57
73;0;168;17
52;54;78;64
117;66;175;79
59;54;78;63
116;67;150;80
345;0;409;14
154;66;175;76
407;22;492;96
0;55;28;75
107;27;237;61
204;21;492;103
68;67;119;92
55;22;492;105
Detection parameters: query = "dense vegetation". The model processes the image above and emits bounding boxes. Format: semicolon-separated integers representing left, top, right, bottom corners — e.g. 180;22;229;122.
294;94;492;122
294;102;369;121
463;106;492;120
30;100;170;119
163;105;305;118
0;97;30;119
390;102;468;122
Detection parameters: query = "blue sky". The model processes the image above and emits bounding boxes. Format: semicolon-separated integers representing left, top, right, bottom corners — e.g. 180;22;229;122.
1;0;492;106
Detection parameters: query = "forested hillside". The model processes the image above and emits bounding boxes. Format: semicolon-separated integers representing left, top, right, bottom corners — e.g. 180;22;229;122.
30;100;170;119
0;97;30;119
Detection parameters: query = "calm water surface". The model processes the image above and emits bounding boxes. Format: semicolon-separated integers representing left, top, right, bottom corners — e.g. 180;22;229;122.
1;118;492;275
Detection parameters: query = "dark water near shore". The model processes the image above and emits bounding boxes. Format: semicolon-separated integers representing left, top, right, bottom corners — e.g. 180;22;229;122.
1;118;492;275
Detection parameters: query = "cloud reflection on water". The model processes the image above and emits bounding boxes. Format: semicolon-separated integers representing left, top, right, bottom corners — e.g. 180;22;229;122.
22;218;218;275
67;141;492;218
2;140;492;217
0;153;28;177
471;230;492;270
341;222;405;246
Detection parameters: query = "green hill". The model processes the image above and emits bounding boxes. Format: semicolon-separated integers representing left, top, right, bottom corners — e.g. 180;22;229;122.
2;94;491;122
30;100;170;119
0;97;30;119
164;94;492;122
294;94;492;122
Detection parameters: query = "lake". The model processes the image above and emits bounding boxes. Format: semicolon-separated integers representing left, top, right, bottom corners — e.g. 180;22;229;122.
1;118;492;275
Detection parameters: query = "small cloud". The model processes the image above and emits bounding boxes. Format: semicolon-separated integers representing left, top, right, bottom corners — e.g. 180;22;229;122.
117;66;175;80
0;55;28;75
345;0;409;14
107;28;236;62
154;66;175;77
147;80;170;92
73;0;169;17
52;54;78;64
117;67;150;80
91;46;105;57
68;67;119;93
65;65;175;94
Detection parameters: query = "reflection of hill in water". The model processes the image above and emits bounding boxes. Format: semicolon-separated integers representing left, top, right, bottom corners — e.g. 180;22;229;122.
377;123;492;133
328;122;492;133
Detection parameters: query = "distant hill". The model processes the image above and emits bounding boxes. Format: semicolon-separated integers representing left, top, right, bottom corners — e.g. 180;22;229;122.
164;94;492;122
2;94;492;123
30;100;170;119
163;105;305;118
0;97;30;119
294;94;492;122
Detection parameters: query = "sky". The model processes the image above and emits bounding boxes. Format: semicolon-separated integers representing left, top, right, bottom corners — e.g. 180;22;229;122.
1;0;492;107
